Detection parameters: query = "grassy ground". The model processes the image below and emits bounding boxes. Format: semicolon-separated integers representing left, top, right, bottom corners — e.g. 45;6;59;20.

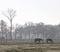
0;42;60;52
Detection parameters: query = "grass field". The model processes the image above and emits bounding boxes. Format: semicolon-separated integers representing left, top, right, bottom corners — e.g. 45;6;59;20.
0;42;60;52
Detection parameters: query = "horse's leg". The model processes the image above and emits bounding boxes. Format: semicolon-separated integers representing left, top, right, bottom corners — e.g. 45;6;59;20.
35;39;36;42
47;40;48;43
51;40;53;43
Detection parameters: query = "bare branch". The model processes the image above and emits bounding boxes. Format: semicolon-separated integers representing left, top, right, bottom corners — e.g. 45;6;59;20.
2;11;10;20
2;9;16;20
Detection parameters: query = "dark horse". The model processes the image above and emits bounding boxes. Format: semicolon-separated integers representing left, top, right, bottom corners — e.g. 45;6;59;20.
46;38;53;43
34;38;43;43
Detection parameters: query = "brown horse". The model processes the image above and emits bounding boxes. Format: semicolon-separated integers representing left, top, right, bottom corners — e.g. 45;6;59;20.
46;38;53;43
34;38;43;43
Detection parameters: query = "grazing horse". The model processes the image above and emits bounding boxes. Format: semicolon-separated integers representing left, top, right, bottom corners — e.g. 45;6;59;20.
46;38;53;43
34;38;43;43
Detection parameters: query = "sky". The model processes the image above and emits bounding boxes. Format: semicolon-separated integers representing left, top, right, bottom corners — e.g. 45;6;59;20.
0;0;60;26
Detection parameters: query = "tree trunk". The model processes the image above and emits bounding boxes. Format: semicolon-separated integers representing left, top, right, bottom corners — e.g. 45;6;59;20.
10;20;12;40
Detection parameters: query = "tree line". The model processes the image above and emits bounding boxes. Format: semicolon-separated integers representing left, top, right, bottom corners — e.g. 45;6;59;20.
0;20;60;40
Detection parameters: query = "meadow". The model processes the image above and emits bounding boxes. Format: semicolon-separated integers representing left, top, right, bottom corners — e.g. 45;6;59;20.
0;41;60;52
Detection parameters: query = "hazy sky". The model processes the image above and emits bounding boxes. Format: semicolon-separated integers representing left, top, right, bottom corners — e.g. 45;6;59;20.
0;0;60;26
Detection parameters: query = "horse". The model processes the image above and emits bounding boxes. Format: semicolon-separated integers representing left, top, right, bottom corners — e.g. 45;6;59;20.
46;38;53;43
34;38;43;43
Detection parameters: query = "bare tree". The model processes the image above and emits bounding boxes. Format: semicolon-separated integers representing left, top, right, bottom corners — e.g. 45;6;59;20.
2;9;16;40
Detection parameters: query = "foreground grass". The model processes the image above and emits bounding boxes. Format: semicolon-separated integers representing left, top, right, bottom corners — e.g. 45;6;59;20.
0;42;60;52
